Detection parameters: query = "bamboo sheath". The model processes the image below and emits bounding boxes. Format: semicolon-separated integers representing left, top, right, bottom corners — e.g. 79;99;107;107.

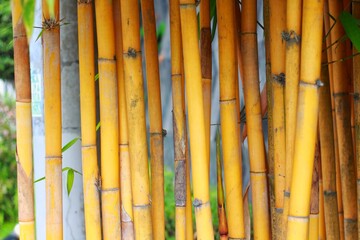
113;0;135;238
319;44;340;240
120;0;153;238
94;0;121;238
179;0;214;238
140;0;165;237
200;0;212;175
12;0;35;238
77;1;102;239
217;1;244;238
41;1;63;238
286;0;324;238
282;0;302;236
353;1;360;238
169;0;187;237
241;0;271;239
308;142;320;240
327;0;358;238
269;0;286;222
323;2;345;237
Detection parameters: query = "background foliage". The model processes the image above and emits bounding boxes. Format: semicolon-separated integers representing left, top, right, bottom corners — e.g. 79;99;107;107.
0;0;14;81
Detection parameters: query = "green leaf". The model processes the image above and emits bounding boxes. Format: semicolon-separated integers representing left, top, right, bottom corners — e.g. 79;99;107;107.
22;0;35;38
339;11;360;52
35;29;44;42
96;122;101;131
95;73;99;81
62;137;80;153
66;169;74;196
34;176;45;183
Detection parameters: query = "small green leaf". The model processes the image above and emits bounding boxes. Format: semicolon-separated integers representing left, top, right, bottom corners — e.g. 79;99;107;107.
340;11;360;52
67;169;75;196
62;137;80;153
95;73;99;81
34;176;45;183
96;122;101;131
35;29;44;42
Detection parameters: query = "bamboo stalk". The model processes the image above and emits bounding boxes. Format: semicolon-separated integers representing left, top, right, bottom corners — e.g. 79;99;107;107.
41;1;62;238
286;0;324;238
327;0;358;238
169;0;187;237
77;0;101;238
94;0;121;238
282;0;302;236
241;0;271;239
309;142;320;240
200;0;211;175
269;1;286;228
318;40;340;240
179;0;214;237
319;160;326;240
113;0;135;238
120;0;153;238
352;1;360;238
12;0;35;238
217;0;245;238
323;2;345;237
216;129;228;240
139;0;165;238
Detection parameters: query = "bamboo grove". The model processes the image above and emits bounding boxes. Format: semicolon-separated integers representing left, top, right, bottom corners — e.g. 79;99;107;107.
9;0;360;239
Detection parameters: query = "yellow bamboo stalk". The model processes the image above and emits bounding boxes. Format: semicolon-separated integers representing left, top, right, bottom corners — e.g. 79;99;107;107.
323;2;344;237
11;0;35;238
318;41;340;240
282;0;302;236
353;1;360;238
309;142;320;240
94;0;121;238
139;1;165;237
241;0;271;239
112;0;135;238
200;0;211;174
169;0;187;237
120;0;153;238
216;130;228;240
269;1;286;226
217;1;245;238
327;0;358;238
179;0;214;238
77;1;101;239
41;1;62;238
286;0;324;238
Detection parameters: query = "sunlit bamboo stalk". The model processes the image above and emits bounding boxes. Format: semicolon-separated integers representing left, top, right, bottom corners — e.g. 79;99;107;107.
241;0;271;238
94;0;121;238
286;0;324;238
77;0;101;238
217;0;245;238
139;0;165;238
113;0;135;238
41;1;62;238
12;0;35;238
120;0;153;238
282;0;302;236
327;0;358;238
179;0;214;237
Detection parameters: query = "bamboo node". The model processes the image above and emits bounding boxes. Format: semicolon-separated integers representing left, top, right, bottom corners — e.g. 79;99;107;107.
284;191;290;197
95;175;101;191
315;79;324;87
299;79;324;88
192;198;210;208
42;17;64;30
77;0;92;3
162;129;167;137
281;30;301;43
127;48;137;58
272;73;286;85
323;190;337;197
353;93;360;101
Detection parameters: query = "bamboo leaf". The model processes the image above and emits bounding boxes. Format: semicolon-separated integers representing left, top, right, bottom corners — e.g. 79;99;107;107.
35;29;44;42
95;73;99;81
34;176;45;183
66;169;75;196
96;122;101;131
339;11;360;52
61;137;80;153
22;0;35;38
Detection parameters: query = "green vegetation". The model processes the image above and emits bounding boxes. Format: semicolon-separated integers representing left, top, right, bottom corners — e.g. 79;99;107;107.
0;0;13;81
